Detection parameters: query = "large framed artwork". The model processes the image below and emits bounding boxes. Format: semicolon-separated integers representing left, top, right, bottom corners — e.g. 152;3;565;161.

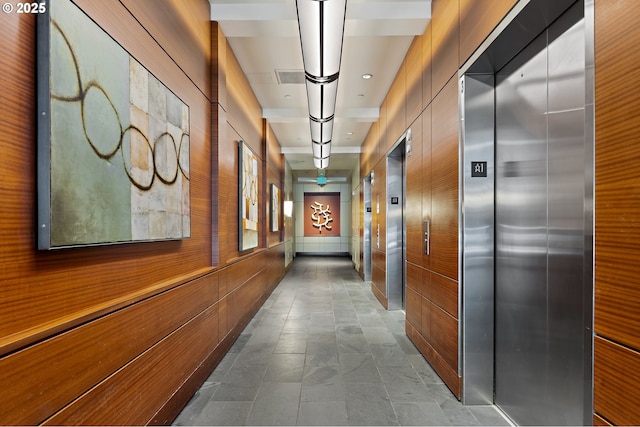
304;192;340;236
239;141;259;250
270;184;280;232
36;0;190;250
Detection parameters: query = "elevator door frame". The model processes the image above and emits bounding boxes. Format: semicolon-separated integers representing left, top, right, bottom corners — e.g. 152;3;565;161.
458;0;594;423
386;134;407;311
364;174;372;282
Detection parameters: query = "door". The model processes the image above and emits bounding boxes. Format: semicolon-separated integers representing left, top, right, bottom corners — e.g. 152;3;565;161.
386;140;406;310
494;9;587;425
364;174;372;282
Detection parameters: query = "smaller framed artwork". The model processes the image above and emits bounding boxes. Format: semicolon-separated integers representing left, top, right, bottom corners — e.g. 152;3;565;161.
239;140;259;251
270;183;280;232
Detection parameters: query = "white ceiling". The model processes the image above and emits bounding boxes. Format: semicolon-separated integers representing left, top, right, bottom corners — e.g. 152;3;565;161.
209;0;431;179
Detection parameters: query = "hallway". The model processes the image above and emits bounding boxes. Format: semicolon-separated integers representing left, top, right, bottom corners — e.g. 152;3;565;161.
173;256;508;426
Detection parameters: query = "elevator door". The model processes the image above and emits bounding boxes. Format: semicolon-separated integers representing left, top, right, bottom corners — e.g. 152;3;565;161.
494;12;586;426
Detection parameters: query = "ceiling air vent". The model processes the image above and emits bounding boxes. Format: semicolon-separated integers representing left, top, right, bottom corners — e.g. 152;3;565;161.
275;70;306;85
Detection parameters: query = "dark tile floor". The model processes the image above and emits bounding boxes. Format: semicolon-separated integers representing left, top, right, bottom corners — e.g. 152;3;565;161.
173;256;510;426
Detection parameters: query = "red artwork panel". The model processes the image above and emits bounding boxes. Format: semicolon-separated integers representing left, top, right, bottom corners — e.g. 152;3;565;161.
304;192;340;237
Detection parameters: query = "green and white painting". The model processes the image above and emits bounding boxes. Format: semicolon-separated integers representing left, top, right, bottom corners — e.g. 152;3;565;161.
37;0;190;249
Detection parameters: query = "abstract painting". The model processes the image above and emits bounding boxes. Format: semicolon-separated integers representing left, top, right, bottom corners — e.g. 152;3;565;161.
37;0;190;249
239;141;259;250
270;184;280;232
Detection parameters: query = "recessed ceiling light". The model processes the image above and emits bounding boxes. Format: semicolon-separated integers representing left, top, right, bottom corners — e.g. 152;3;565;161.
284;94;292;99
362;74;373;79
347;132;353;135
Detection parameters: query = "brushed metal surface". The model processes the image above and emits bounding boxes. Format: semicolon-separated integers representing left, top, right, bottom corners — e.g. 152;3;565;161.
546;13;586;424
494;5;587;424
495;31;549;424
460;74;495;405
364;175;372;282
386;141;405;310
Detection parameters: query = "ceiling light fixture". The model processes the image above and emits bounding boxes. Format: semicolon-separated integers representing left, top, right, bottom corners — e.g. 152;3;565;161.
362;73;373;79
296;0;347;170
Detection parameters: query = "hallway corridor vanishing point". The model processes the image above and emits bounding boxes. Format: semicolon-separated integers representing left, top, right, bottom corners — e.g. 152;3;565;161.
173;256;509;426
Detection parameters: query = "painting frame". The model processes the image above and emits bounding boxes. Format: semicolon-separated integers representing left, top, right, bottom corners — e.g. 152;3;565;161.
239;140;259;251
36;0;191;250
304;192;341;237
270;183;280;232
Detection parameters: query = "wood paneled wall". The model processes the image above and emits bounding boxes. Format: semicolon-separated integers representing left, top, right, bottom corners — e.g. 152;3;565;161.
594;0;640;424
0;1;285;424
360;0;518;399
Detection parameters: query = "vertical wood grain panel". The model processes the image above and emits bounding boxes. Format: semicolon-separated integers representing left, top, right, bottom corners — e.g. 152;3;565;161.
385;62;407;151
421;105;432;270
406;287;422;334
406;262;423;294
118;0;212;96
430;78;458;280
226;43;263;151
406;35;423;125
422;24;432;106
594;337;640;426
458;0;517;66
406;114;424;265
421;296;431;343
431;0;459;95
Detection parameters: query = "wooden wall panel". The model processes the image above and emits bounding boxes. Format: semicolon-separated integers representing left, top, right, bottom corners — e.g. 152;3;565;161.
405;287;422;333
406;261;423;295
44;304;220;426
406;35;423;125
385;61;407;150
421;105;432;270
371;264;388;309
430;78;459;280
0;271;217;425
406;320;460;398
594;413;613;426
458;0;517;66
431;0;459;95
430;304;458;374
594;1;640;423
119;0;212;95
594;0;640;350
406;115;423;231
430;271;457;318
422;25;432;107
226;44;263;153
421;296;431;343
594;337;640;426
406;115;424;265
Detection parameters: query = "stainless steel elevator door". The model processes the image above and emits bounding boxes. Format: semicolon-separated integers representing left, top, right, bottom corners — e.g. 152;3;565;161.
495;11;586;426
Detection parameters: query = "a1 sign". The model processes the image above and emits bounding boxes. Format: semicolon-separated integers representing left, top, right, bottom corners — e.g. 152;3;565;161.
471;161;487;177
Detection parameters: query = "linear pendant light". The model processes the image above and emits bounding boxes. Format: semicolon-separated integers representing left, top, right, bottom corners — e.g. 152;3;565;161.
296;0;347;170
